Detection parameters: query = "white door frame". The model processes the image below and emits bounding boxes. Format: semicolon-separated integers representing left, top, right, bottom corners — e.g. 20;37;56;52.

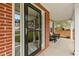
12;3;15;56
12;3;24;56
20;3;25;56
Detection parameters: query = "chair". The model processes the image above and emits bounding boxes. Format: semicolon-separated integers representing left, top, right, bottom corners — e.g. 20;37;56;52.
50;33;60;43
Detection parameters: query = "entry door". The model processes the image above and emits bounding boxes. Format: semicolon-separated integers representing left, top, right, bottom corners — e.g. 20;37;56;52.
24;3;42;56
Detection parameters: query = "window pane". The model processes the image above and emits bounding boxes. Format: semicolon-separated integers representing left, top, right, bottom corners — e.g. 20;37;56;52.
15;3;20;56
27;6;41;55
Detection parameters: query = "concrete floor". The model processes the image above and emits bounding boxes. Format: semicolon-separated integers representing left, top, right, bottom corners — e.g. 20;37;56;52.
39;38;74;56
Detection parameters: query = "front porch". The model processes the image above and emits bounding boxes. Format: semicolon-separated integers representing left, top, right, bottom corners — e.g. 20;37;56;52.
38;38;74;56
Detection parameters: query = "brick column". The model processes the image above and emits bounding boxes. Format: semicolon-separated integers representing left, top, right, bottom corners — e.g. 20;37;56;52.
0;3;12;56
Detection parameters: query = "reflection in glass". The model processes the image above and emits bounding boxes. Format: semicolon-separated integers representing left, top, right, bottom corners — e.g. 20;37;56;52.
27;7;41;55
15;3;20;56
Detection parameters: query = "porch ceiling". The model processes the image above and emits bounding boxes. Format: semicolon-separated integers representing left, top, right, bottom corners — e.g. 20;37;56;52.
41;3;74;20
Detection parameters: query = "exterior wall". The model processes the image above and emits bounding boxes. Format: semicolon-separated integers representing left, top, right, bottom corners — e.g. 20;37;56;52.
0;3;12;56
0;3;49;56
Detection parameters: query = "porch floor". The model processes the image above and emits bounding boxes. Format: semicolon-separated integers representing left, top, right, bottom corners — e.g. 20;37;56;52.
38;38;74;56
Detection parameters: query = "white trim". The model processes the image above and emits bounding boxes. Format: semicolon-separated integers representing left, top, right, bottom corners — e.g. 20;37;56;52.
70;21;73;40
15;45;20;48
41;11;45;50
20;3;25;56
12;3;15;56
15;3;21;56
12;3;23;56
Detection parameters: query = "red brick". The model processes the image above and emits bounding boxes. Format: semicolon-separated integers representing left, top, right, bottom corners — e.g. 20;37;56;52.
0;3;12;9
6;45;12;49
0;26;4;29
0;5;5;10
0;3;12;56
6;51;12;54
0;12;5;16
0;53;5;56
6;20;12;23
0;33;5;36
0;9;12;15
6;39;12;42
0;39;5;42
0;36;5;39
6;3;12;8
6;17;12;20
6;27;12;29
6;3;12;6
6;7;12;12
6;41;12;44
0;19;4;22
6;13;12;18
0;43;5;47
0;50;5;54
0;46;5;50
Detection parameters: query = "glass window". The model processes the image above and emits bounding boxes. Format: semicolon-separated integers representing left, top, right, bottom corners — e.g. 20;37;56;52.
15;3;20;56
27;6;41;55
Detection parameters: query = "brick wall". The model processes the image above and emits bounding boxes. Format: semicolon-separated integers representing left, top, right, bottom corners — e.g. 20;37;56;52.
0;3;12;56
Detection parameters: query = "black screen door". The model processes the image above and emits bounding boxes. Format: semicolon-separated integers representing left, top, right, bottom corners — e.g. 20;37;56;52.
24;3;42;56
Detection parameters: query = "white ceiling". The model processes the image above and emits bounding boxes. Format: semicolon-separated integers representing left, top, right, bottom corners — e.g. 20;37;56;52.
41;3;74;20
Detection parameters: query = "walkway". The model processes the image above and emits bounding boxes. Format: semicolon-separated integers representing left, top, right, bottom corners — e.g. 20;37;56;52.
39;38;74;56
